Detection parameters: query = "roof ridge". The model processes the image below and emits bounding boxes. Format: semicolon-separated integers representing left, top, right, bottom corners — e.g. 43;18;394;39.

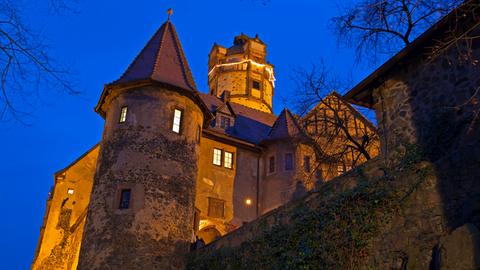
150;21;170;81
115;24;166;83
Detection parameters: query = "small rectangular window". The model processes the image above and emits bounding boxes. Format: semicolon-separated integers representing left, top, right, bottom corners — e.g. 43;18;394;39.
67;188;74;195
268;156;275;173
304;156;311;172
213;148;222;166
252;80;261;90
172;109;182;133
119;106;128;123
220;116;231;129
337;165;345;176
119;189;131;209
208;197;225;218
285;153;293;171
224;151;233;169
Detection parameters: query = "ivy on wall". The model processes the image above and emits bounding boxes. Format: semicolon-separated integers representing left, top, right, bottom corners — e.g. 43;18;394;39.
187;146;431;270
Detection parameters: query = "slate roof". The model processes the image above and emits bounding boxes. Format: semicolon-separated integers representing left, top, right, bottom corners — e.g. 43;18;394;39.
264;108;304;142
199;93;277;144
112;19;197;91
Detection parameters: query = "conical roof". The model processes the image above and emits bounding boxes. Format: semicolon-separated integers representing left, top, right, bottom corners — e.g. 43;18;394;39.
265;108;304;141
112;19;196;91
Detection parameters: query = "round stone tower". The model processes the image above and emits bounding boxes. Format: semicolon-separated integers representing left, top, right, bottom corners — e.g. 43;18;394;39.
77;16;211;269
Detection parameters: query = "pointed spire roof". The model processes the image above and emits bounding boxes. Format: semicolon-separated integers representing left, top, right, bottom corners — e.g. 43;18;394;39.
265;109;304;141
111;18;196;91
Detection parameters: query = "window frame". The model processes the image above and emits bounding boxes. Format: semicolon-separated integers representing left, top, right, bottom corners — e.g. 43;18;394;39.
172;108;183;134
268;155;275;174
207;197;225;218
119;189;132;210
224;151;234;169
119;106;128;123
213;148;223;166
252;80;261;90
284;153;294;171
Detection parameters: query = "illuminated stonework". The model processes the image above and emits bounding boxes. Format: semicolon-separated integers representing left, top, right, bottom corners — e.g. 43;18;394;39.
208;34;275;113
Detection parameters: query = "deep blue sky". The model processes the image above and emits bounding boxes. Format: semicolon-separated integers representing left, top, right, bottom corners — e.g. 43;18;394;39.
0;0;379;268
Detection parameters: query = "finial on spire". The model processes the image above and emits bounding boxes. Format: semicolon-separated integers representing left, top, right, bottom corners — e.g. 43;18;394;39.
167;8;173;20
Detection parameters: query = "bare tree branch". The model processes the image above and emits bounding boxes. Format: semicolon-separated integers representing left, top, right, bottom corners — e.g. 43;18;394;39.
0;0;80;124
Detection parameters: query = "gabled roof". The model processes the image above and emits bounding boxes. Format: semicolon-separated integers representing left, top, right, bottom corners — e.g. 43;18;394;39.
111;19;196;91
344;0;479;108
264;108;304;142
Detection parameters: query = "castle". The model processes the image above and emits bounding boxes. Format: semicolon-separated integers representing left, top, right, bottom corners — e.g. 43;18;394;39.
31;12;378;269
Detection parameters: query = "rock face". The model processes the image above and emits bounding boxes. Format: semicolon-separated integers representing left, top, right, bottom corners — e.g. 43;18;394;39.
77;87;204;269
440;223;480;270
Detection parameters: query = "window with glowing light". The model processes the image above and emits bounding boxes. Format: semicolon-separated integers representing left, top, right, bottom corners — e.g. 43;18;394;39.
119;189;131;209
213;148;222;166
337;164;345;175
172;109;182;133
67;188;74;195
224;151;233;169
119;106;128;123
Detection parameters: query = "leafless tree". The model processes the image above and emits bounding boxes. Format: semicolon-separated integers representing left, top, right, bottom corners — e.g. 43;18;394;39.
0;0;79;124
291;62;380;182
331;0;462;63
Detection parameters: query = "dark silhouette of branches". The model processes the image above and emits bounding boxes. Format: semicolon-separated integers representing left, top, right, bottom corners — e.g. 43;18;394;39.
291;62;380;182
0;0;79;124
331;0;462;63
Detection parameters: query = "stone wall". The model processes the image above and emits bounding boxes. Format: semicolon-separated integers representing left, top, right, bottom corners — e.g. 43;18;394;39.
78;86;204;269
371;28;480;230
32;145;99;270
188;154;480;269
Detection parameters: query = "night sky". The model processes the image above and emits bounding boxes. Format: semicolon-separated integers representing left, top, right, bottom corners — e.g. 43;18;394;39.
0;0;380;268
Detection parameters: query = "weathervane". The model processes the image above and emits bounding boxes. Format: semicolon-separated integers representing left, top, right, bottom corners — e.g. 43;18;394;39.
167;8;173;20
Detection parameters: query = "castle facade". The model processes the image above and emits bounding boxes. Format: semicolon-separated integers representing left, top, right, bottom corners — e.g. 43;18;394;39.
32;15;377;269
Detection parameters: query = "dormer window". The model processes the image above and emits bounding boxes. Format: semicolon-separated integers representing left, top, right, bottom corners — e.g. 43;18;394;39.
172;109;182;133
220;116;231;129
119;106;128;123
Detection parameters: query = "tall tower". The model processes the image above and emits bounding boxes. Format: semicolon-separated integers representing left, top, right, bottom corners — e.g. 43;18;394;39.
78;14;211;269
208;34;275;113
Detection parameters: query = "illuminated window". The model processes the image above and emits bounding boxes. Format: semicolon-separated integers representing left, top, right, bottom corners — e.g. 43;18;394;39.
172;109;182;133
224;151;233;169
119;106;128;123
220;116;231;129
285;153;293;171
119;189;131;209
67;188;74;195
269;156;275;173
304;156;311;172
213;148;222;166
252;80;261;90
337;165;345;175
208;197;225;218
345;165;352;172
245;198;252;206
